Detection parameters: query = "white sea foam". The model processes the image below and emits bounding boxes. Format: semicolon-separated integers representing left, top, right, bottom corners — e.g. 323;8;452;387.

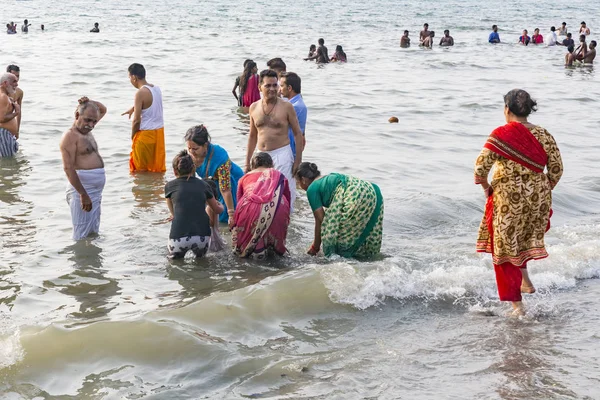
0;306;24;370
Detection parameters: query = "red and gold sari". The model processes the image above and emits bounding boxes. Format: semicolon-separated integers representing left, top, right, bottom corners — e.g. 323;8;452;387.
475;122;563;301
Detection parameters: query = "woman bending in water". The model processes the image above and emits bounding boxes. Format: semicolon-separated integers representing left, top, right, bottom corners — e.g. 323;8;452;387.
165;151;224;259
296;162;384;258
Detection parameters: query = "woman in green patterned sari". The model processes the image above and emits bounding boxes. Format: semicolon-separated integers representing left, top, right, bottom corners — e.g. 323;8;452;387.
296;162;384;258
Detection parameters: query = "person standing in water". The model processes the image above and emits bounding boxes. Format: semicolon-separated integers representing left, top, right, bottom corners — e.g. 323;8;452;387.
400;30;411;48
232;59;253;106
238;60;261;107
0;73;20;157
548;26;558;46
21;19;31;33
531;28;544;44
307;44;317;58
519;30;530;45
474;89;563;315
246;69;304;211
583;40;596;64
122;63;166;173
419;23;430;42
90;22;99;33
557;22;567;36
579;21;590;36
574;35;588;61
421;31;435;48
489;25;500;43
279;72;307;158
439;30;454;46
305;38;329;63
59;97;108;240
165;150;224;259
330;45;347;62
6;65;23;133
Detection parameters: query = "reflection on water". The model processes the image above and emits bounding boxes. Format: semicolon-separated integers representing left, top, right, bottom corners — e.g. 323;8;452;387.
43;242;120;322
130;172;167;214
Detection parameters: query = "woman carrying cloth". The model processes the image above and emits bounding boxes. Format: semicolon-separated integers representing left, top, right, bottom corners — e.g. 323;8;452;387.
184;125;244;225
474;89;563;315
232;152;291;259
296;162;384;258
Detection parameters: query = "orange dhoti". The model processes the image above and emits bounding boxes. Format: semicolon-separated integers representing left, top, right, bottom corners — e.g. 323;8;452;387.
130;127;166;172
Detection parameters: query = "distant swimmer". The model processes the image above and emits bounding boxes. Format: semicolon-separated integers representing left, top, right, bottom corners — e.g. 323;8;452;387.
531;28;543;44
400;30;410;48
548;26;558;46
560;32;574;47
6;65;23;133
307;44;316;58
330;45;347;62
575;35;588;61
90;22;99;33
565;44;576;66
21;19;31;33
557;22;567;36
6;23;16;34
419;23;430;42
41;24;44;31
0;73;20;157
584;40;596;64
489;25;500;43
579;21;590;36
439;30;454;46
232;59;253;106
246;69;304;211
421;31;435;48
266;57;286;76
122;63;166;172
304;38;329;63
519;30;530;45
59;97;107;240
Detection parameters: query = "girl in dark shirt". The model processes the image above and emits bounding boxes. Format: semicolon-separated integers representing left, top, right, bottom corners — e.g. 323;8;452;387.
165;151;224;259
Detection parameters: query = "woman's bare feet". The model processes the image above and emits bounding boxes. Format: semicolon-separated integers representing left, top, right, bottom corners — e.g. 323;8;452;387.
510;301;526;316
521;285;536;294
520;267;536;294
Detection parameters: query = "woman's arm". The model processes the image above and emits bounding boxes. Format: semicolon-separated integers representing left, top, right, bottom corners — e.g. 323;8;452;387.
232;80;239;100
308;207;325;255
216;161;235;214
474;148;499;196
207;197;225;215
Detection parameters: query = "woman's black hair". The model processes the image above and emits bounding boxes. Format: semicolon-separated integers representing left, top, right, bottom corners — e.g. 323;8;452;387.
184;124;211;146
504;89;538;117
295;162;320;180
239;60;257;96
251;152;274;170
172;150;195;177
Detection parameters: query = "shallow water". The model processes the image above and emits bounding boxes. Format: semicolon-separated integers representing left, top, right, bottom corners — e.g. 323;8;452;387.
1;0;600;398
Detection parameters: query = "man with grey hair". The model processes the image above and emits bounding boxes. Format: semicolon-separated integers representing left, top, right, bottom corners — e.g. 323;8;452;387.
0;73;20;157
59;96;107;240
6;65;23;133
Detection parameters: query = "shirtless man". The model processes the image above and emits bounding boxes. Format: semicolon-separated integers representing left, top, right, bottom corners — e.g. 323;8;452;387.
439;30;454;46
90;23;100;33
6;65;23;133
246;69;304;211
565;44;576;66
575;35;588;61
421;31;435;48
304;38;329;63
59;97;107;240
584;40;597;64
21;19;31;33
419;23;429;42
400;30;410;48
0;73;20;157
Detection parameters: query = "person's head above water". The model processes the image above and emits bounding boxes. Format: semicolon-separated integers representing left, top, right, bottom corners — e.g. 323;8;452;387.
243;59;253;67
266;58;286;75
492;24;498;32
551;26;556;32
534;28;540;34
522;29;528;35
567;32;572;38
403;30;409;35
74;97;100;135
172;150;195;178
335;45;344;52
562;22;567;27
185;124;211;162
251;152;274;170
580;34;586;42
503;89;537;119
318;38;325;45
590;40;597;49
41;24;44;30
567;44;575;53
581;21;586;27
279;71;301;98
310;44;316;51
423;23;429;29
444;29;450;36
94;22;99;28
23;19;28;25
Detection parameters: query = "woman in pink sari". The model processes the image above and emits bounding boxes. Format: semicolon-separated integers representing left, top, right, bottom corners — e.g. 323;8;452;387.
239;61;261;107
232;152;291;259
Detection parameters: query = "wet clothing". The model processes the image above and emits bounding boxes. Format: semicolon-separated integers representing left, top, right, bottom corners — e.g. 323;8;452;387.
66;168;106;240
130;85;166;172
0;128;18;157
165;176;214;239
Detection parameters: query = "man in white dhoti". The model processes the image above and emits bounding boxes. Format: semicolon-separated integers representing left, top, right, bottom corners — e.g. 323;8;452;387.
246;69;304;212
59;97;107;240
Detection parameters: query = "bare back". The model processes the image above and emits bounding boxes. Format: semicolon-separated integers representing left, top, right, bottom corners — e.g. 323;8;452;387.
584;48;596;63
0;93;18;136
60;126;104;171
249;98;292;151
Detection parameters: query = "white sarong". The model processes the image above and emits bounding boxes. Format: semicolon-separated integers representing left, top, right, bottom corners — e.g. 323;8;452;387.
66;168;106;240
262;144;296;213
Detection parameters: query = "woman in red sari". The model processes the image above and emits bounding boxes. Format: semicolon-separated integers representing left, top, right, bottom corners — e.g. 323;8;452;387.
239;61;261;108
232;152;291;259
474;89;563;315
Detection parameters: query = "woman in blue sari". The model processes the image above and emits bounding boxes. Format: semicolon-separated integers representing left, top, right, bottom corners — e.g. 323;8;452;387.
184;125;244;225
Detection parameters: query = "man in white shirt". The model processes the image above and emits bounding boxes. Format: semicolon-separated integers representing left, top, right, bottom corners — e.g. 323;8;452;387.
548;26;558;46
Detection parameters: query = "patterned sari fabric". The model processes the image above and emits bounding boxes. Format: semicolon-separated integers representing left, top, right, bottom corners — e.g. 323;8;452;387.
474;123;563;300
322;175;384;258
232;169;290;259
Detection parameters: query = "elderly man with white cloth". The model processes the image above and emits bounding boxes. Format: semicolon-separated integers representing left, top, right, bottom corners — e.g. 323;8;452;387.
59;97;107;240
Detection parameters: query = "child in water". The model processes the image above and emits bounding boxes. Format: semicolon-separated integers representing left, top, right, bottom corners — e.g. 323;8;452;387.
165;151;224;259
